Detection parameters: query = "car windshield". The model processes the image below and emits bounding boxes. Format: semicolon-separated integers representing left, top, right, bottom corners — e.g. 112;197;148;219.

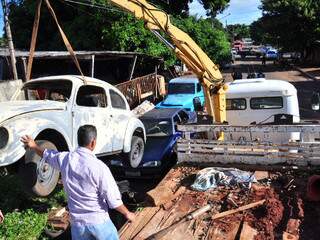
22;80;73;102
141;118;173;137
168;83;195;94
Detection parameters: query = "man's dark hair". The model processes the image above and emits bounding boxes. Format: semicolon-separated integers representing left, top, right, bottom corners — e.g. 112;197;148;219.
77;125;97;147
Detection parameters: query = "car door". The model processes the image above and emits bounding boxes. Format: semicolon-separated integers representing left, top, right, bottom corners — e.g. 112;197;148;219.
109;89;129;152
72;84;113;154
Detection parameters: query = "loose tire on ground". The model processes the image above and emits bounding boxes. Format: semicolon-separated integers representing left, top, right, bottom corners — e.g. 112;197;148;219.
19;140;60;197
122;136;144;168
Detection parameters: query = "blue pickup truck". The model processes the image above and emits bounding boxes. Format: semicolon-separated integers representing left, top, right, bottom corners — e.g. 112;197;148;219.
156;76;205;111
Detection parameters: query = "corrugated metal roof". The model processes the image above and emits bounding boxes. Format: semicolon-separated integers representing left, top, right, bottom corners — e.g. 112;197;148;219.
0;48;163;61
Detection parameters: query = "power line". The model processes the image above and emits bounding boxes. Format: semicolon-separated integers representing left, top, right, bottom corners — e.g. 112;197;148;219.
62;0;123;13
59;0;96;17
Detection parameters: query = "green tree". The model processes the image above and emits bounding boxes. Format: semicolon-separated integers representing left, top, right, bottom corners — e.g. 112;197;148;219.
253;0;320;54
173;16;231;64
150;0;230;16
250;19;265;44
226;24;250;41
8;0;231;66
0;37;7;47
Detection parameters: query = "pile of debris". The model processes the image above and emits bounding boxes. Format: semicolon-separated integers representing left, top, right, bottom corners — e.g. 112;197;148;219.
132;100;155;117
119;165;320;240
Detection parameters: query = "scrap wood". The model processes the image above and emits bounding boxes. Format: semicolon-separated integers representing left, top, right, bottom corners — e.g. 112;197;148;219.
286;219;301;236
146;203;212;240
55;207;66;217
283;232;299;240
119;207;160;240
161;186;186;210
161;220;194;240
205;219;242;240
239;222;258;240
147;168;186;206
212;200;266;220
254;171;269;181
47;207;69;231
209;223;241;240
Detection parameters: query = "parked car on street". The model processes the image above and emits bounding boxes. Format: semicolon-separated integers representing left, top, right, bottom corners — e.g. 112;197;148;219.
0;75;146;197
109;108;196;178
156;76;205;112
266;49;279;59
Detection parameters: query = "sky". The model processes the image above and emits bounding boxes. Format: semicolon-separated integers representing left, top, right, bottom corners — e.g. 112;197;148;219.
189;0;262;26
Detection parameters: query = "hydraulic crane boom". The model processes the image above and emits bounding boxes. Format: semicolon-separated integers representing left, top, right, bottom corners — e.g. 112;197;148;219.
108;0;227;123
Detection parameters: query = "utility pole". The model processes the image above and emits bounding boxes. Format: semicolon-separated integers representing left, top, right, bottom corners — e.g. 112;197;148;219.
1;0;18;80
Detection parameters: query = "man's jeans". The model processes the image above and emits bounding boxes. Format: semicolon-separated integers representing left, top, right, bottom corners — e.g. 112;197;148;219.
71;219;118;240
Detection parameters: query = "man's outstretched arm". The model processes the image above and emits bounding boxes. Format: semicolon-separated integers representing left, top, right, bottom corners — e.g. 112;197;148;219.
21;135;44;157
21;135;64;170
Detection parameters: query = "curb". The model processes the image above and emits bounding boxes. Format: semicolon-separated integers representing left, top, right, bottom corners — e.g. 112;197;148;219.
293;66;320;81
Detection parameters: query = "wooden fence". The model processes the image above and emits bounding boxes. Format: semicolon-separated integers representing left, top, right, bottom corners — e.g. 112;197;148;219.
177;124;320;166
116;73;160;107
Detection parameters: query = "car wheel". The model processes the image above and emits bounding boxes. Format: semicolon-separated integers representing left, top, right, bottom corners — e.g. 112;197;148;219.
123;136;144;168
19;140;60;197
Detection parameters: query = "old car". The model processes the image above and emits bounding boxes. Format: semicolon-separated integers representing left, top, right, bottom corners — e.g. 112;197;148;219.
109;108;196;178
156;76;205;112
266;48;279;59
0;75;146;197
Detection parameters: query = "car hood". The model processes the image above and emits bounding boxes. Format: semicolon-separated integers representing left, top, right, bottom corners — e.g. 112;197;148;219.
142;135;175;164
0;100;66;124
160;94;193;106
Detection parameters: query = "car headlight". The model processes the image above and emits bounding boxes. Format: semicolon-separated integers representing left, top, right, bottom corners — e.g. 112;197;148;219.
0;127;9;149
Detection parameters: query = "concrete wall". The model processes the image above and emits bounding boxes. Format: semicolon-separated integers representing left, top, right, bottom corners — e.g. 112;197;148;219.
0;80;23;102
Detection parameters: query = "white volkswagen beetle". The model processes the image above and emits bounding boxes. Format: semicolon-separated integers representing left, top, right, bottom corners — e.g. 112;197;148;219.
0;75;146;197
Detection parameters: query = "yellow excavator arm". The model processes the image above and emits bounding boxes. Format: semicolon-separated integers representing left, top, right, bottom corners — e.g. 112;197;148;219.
108;0;227;123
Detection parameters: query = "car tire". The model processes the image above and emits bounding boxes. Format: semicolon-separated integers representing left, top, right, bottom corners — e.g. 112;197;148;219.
123;136;144;168
19;140;60;197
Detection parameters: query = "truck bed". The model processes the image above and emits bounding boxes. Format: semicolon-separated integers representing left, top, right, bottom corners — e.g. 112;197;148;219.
119;164;320;240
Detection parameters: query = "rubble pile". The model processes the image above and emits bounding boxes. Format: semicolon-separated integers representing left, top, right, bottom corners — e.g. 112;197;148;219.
119;166;320;240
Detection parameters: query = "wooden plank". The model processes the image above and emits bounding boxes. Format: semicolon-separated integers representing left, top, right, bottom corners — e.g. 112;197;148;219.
140;91;154;99
147;167;187;206
240;222;258;240
212;200;266;220
141;191;195;240
178;141;320;150
177;147;320;158
178;152;319;166
178;138;320;147
134;208;168;239
177;124;320;133
119;207;160;240
178;145;320;154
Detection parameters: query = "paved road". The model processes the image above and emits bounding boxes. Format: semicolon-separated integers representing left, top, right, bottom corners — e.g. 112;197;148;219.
223;57;320;120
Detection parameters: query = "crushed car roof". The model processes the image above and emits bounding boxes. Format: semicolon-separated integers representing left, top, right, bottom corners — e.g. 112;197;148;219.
140;108;184;119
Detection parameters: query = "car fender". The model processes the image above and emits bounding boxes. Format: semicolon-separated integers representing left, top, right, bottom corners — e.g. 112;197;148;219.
123;117;146;153
0;117;72;167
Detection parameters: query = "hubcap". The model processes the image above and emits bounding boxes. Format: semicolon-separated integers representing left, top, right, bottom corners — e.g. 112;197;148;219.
131;142;142;167
37;157;54;185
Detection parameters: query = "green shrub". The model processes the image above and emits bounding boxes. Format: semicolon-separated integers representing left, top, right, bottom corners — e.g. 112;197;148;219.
0;209;47;240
